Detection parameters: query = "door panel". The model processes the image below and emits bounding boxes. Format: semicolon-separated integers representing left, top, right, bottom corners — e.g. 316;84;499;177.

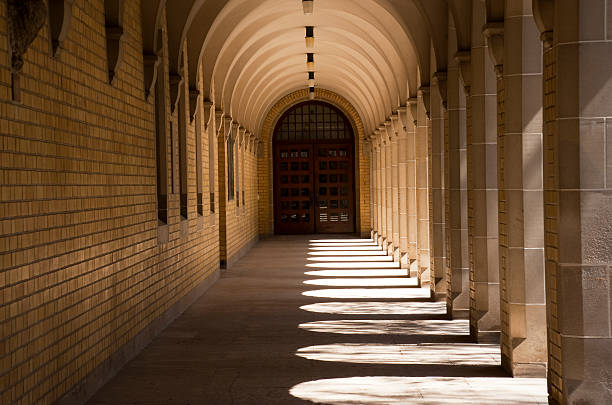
274;144;314;234
314;143;354;233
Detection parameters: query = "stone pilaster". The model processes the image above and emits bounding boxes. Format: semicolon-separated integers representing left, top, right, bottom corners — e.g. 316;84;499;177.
416;89;431;286
498;1;547;377
447;19;470;319
466;0;500;342
540;0;612;402
430;74;447;300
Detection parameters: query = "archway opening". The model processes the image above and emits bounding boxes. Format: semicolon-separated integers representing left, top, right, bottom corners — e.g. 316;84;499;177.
273;101;356;234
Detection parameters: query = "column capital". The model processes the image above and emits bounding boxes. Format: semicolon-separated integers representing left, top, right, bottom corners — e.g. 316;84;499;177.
203;100;214;131
407;97;418;126
224;116;234;142
390;112;402;136
455;50;472;96
533;0;554;49
482;22;504;77
215;108;224;138
384;120;395;140
432;71;448;110
418;86;431;119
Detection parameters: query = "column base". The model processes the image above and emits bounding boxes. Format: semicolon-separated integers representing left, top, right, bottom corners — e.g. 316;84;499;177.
469;325;500;343
502;354;547;378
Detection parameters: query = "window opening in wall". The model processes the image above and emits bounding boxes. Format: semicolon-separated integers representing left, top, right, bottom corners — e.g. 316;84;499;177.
209;120;216;213
196;112;204;216
178;91;188;219
227;135;235;201
236;137;241;207
154;56;168;224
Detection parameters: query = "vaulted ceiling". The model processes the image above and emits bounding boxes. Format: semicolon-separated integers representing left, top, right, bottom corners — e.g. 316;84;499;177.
143;0;449;136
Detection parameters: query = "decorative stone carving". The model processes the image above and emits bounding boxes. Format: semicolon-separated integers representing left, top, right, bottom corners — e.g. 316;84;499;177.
48;0;74;57
390;112;402;136
104;0;125;84
7;0;47;72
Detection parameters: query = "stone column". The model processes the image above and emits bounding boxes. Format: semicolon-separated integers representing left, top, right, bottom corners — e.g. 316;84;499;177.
536;0;612;402
430;74;447;300
384;123;394;254
447;23;470;319
487;0;547;377
389;119;401;261
416;88;431;286
464;0;500;342
377;129;387;247
404;102;419;275
370;136;378;241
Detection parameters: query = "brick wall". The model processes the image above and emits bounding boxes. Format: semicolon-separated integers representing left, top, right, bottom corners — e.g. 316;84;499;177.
542;42;562;404
496;73;510;369
0;2;220;403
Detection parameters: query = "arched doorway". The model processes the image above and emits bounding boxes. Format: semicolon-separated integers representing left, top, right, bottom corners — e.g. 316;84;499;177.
273;101;356;234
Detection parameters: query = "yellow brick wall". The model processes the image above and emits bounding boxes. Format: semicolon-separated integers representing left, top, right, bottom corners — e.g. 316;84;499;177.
257;88;370;238
542;43;562;404
0;2;220;404
220;137;259;266
496;73;510;370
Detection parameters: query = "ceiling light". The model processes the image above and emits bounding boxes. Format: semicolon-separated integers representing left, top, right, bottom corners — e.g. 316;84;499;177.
309;86;315;100
302;0;313;15
305;26;314;48
308;71;315;87
307;53;315;70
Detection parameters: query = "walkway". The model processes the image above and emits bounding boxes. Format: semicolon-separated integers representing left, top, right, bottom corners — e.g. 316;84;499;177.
88;236;547;404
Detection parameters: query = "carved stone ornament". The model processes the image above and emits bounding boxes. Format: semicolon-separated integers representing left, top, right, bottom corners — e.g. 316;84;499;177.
7;0;48;72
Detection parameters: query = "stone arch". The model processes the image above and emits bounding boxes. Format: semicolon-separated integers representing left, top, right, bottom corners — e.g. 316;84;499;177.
257;88;369;237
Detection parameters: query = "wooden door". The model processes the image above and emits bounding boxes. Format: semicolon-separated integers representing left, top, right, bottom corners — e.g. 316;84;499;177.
314;143;355;233
274;144;314;234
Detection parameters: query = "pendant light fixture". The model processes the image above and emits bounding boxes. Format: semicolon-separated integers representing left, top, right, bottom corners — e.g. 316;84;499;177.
305;26;314;48
306;53;315;70
309;86;315;100
308;71;315;87
302;0;313;15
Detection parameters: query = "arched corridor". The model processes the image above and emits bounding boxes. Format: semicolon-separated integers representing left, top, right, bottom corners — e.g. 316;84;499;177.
1;1;611;404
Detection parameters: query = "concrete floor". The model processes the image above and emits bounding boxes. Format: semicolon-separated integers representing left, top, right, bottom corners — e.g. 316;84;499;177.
87;236;548;404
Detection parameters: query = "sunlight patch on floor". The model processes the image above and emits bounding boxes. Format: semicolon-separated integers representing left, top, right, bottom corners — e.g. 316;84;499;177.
296;343;500;365
299;301;447;315
306;261;400;268
303;278;418;287
309;242;378;247
307;255;393;262
290;376;548;404
309;246;383;251
299;319;469;335
308;250;387;256
309;239;375;243
303;288;431;299
305;269;409;277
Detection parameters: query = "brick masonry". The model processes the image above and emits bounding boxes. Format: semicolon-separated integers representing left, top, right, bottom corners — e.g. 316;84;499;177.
0;2;220;403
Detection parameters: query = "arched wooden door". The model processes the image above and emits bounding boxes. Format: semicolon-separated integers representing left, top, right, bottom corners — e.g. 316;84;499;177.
273;102;355;234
